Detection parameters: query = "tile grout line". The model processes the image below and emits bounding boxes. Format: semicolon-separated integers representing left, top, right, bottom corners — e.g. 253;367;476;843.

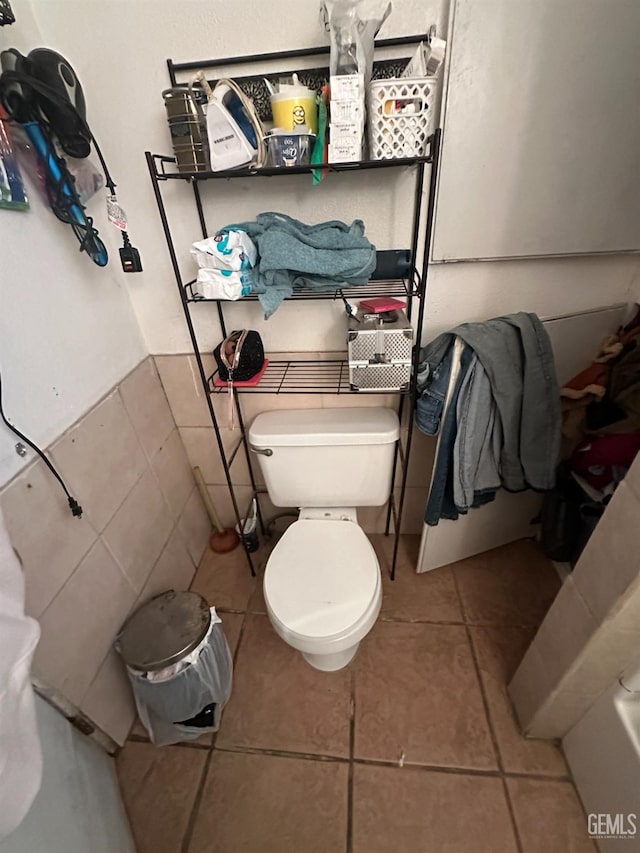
452;567;525;853
210;603;252;756
347;663;356;853
214;743;350;764
180;747;214;853
504;769;572;783
211;741;569;784
501;777;525;853
462;624;504;775
230;607;250;669
451;567;504;769
380;615;543;629
354;757;502;778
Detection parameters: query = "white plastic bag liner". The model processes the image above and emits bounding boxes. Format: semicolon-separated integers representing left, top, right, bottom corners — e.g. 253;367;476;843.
128;613;233;746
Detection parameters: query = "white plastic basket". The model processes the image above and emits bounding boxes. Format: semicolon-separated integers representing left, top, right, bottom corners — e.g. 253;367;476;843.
367;77;438;160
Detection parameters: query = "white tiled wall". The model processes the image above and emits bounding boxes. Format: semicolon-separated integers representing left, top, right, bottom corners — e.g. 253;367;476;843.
0;357;212;747
508;461;640;738
155;353;432;535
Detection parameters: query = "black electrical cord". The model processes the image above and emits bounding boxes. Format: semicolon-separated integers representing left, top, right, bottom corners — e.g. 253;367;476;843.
0;369;83;518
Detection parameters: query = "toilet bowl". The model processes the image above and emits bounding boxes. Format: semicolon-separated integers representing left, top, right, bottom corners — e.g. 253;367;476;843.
249;407;399;671
263;515;382;671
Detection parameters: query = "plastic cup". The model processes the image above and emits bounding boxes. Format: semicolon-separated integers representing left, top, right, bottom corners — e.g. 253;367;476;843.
270;92;318;135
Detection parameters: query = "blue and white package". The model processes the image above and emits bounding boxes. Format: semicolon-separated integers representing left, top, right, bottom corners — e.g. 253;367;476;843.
194;267;253;300
191;229;257;272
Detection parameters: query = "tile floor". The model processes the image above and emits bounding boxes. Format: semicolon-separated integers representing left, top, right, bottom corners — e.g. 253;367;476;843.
117;535;597;853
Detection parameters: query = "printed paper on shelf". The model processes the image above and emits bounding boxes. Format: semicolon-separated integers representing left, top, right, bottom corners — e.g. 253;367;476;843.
330;74;364;100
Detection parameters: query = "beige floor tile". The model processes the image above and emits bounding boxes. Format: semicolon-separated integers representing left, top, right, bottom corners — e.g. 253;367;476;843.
116;741;206;853
189;751;348;853
507;777;597;853
470;627;568;777
353;764;518;853
453;539;561;627
370;532;420;574
190;545;258;611
217;615;351;757
247;570;267;614
220;611;244;657
354;621;496;769
246;539;278;614
370;534;463;622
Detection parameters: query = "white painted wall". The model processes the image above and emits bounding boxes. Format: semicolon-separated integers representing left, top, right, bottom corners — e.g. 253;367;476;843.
0;696;135;853
26;0;639;366
0;3;146;486
27;0;446;357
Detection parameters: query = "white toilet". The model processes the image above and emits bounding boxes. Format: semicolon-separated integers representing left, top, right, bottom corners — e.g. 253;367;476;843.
249;407;399;671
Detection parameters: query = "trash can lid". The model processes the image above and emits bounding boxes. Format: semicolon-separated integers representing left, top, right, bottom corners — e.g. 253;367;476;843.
117;591;211;672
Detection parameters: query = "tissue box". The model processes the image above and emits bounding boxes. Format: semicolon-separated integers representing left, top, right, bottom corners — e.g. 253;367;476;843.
347;309;413;391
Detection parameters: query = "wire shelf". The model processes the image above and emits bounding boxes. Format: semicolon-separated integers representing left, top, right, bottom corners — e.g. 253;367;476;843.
152;153;431;181
185;276;415;304
208;358;408;395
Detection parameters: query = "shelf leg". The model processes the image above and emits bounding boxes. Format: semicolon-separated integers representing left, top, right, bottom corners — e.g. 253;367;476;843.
392;129;442;582
145;152;255;577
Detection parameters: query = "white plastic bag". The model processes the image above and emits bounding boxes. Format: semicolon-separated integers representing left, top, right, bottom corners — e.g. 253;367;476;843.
321;0;392;83
191;229;257;271
128;609;233;746
194;267;253;300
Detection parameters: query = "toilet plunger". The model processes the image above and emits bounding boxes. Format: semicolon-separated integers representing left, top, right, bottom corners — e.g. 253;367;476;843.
193;466;239;553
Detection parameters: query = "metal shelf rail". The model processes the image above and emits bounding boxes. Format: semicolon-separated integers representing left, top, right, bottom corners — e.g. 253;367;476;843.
145;35;441;579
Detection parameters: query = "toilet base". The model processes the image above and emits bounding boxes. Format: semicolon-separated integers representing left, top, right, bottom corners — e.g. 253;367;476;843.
302;643;360;672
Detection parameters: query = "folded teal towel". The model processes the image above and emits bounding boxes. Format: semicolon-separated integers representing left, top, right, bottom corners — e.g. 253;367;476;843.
219;212;377;318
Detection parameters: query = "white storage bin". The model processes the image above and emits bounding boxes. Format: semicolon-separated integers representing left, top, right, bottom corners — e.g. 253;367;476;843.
367;77;438;160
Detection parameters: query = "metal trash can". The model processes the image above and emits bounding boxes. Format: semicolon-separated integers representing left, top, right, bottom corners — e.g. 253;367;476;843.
117;591;233;746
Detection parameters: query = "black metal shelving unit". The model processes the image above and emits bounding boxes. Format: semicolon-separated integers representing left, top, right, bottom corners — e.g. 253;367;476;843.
146;36;441;580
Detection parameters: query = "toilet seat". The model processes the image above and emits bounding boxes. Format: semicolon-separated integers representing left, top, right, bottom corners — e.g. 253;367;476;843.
264;519;380;642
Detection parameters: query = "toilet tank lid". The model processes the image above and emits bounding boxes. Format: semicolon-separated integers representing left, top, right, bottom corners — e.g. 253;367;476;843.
249;407;399;447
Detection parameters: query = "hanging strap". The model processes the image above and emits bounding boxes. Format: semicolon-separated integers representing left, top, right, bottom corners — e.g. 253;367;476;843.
227;375;235;430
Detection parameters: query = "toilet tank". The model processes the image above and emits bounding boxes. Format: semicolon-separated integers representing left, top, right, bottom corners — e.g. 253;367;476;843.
248;407;400;507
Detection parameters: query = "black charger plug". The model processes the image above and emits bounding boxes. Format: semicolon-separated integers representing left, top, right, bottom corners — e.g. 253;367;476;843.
119;232;143;273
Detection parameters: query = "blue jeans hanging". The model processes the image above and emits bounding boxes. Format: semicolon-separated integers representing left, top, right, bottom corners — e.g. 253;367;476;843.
424;345;474;526
415;340;454;436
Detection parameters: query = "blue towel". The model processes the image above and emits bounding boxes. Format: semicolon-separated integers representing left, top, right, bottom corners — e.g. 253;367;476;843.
219;212;377;318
